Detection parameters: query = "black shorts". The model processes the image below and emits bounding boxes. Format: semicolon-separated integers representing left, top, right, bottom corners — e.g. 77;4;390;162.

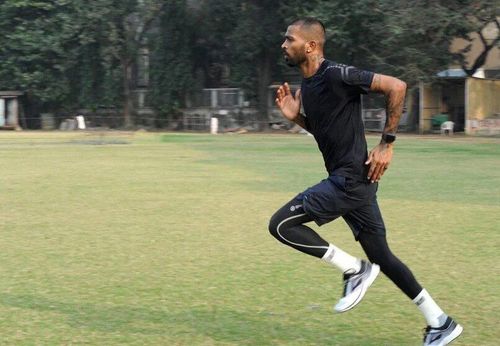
297;175;386;240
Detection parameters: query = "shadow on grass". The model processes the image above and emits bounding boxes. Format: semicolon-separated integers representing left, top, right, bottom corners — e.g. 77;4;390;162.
0;293;392;345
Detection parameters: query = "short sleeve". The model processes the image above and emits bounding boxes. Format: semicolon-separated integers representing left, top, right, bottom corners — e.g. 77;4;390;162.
340;66;374;94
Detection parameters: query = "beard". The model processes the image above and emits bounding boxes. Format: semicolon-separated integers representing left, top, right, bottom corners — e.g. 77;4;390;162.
284;55;296;67
284;52;305;67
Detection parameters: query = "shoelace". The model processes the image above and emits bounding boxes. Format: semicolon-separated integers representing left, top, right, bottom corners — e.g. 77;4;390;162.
341;273;353;296
341;266;363;296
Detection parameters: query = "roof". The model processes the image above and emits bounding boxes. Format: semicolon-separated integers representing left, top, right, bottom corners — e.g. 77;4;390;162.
436;69;467;78
0;91;24;97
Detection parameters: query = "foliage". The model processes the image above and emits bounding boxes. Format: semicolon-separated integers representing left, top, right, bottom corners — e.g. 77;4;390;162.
0;0;497;124
226;1;285;113
149;0;194;123
306;0;493;84
451;0;499;76
66;0;124;111
192;0;239;88
0;0;80;110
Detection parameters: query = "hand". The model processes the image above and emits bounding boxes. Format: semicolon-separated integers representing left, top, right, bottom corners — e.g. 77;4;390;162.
275;82;301;121
365;143;393;183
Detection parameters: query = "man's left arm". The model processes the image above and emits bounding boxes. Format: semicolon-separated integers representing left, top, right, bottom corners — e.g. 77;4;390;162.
365;73;407;183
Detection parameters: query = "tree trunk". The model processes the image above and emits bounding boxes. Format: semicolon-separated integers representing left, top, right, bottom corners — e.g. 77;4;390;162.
123;59;134;128
462;21;500;77
257;52;271;131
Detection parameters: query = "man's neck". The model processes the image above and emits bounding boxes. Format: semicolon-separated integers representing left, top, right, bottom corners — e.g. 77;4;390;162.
300;55;325;78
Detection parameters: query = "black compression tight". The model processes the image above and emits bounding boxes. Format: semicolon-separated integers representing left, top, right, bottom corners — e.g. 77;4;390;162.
357;231;422;299
269;197;423;300
268;198;329;258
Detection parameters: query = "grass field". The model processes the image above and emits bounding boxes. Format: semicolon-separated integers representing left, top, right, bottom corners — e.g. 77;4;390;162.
0;131;498;345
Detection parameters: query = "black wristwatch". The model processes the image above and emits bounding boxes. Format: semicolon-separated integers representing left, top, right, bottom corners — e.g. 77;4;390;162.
381;133;396;144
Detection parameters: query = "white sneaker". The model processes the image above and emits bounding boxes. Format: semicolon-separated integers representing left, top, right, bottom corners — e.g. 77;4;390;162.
423;316;463;346
334;260;380;313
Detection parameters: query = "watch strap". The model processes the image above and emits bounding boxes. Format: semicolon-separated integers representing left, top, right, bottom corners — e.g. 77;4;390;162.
381;133;396;144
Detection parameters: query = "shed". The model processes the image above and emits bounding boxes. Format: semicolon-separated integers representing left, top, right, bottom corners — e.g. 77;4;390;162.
0;91;24;130
418;72;500;135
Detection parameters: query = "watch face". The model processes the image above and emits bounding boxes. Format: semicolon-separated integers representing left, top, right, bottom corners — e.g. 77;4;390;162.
383;134;396;143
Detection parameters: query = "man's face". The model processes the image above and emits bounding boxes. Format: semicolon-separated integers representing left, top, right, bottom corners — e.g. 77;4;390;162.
281;25;307;67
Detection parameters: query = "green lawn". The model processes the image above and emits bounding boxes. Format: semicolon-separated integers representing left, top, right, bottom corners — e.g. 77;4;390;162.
0;131;498;345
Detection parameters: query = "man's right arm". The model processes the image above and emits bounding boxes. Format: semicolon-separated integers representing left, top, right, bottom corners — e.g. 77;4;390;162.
365;73;407;183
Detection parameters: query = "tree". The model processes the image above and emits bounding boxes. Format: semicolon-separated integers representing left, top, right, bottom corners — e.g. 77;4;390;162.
191;0;239;88
228;1;285;128
0;0;163;127
452;1;499;76
66;1;123;113
0;0;81;114
375;0;470;83
306;0;387;69
0;0;496;129
304;0;497;84
91;0;166;127
149;0;194;126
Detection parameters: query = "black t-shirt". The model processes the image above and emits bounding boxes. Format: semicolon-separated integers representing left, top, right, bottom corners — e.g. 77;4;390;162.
301;59;374;180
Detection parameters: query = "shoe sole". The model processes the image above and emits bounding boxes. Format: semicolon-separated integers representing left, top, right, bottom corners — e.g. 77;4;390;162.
439;324;463;346
334;263;380;313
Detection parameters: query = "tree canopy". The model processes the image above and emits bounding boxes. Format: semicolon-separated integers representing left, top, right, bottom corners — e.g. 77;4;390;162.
0;0;497;127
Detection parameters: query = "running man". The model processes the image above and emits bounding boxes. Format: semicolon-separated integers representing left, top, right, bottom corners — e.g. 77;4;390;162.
269;17;462;346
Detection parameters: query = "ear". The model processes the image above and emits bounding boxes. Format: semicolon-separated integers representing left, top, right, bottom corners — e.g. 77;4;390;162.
306;41;317;53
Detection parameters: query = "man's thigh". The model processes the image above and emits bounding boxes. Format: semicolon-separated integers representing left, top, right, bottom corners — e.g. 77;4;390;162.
343;197;387;240
270;195;313;229
297;175;350;226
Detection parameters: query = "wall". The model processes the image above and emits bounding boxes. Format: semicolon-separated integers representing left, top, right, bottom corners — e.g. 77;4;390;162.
467;78;500;120
419;82;442;133
466;77;500;135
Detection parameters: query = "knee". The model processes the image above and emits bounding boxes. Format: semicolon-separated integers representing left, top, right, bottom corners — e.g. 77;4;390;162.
371;254;393;270
268;213;281;239
359;233;396;269
369;251;400;273
362;244;395;270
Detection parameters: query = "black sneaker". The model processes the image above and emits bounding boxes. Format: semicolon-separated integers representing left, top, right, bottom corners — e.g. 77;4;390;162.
334;260;380;313
423;316;463;346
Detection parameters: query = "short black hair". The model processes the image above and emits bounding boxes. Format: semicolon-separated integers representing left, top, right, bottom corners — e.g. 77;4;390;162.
289;17;326;35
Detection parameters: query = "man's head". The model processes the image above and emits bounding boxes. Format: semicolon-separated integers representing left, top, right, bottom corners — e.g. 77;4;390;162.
281;17;326;67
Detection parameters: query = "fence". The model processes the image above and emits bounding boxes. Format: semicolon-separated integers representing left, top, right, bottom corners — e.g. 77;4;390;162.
19;108;391;133
19;84;500;134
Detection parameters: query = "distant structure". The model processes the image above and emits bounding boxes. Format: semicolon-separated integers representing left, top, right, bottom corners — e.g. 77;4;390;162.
0;91;23;130
412;18;500;135
182;88;257;132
